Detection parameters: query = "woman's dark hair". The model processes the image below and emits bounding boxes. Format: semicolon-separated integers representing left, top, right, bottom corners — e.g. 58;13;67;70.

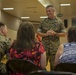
67;26;76;42
14;22;35;50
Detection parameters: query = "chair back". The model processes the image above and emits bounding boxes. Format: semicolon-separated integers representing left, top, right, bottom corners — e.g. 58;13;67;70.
6;59;41;74
54;63;76;73
27;70;75;75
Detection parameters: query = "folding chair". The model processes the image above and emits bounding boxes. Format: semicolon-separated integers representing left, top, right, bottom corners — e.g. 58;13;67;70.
27;70;75;75
6;59;42;75
54;63;76;73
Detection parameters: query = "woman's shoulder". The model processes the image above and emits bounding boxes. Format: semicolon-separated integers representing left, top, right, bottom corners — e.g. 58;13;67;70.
63;42;76;47
34;41;45;53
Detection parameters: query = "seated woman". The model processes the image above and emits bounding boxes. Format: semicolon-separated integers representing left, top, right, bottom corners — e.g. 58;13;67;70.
55;26;76;66
9;22;46;75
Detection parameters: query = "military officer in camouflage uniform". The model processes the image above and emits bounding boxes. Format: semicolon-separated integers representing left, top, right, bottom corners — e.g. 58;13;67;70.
0;22;11;60
37;5;66;70
0;22;11;74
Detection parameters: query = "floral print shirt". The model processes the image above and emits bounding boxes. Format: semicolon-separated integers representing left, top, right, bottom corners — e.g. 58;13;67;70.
9;42;45;75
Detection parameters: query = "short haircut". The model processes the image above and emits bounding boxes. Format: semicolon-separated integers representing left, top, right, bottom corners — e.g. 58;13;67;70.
0;22;5;27
46;5;55;11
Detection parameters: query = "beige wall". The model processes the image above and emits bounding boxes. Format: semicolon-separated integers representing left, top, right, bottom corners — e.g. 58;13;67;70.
0;0;1;21
0;10;1;21
1;11;20;31
60;16;72;44
1;11;20;41
1;11;39;41
7;28;17;42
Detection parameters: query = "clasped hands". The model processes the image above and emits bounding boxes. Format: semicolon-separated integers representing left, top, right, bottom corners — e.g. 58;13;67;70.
46;30;57;36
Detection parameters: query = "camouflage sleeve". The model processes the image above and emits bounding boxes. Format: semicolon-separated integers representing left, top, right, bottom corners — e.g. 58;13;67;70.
0;42;6;61
2;42;8;54
0;48;5;61
59;19;66;32
3;41;11;59
0;40;11;61
37;20;44;32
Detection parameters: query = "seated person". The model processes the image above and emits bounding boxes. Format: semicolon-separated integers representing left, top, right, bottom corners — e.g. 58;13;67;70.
55;26;76;66
0;22;11;74
9;22;46;75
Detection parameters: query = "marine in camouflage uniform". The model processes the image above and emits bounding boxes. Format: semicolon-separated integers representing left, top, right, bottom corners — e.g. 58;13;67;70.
0;35;11;61
37;17;66;70
0;22;11;74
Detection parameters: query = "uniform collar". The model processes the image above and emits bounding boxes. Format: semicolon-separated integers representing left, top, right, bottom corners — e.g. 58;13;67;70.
0;34;6;41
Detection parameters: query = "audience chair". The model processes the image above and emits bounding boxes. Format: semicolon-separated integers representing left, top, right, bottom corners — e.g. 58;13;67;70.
27;70;75;75
6;59;42;75
54;63;76;73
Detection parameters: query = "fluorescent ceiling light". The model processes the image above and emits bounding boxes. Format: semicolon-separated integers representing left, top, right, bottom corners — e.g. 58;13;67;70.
21;17;30;19
60;4;70;6
40;16;48;18
3;8;14;10
38;0;51;7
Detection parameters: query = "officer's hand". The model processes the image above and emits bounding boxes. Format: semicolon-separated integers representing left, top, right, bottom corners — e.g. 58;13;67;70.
47;30;56;35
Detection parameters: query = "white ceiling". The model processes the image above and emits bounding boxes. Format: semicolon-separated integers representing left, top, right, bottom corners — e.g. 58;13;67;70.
1;0;76;22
